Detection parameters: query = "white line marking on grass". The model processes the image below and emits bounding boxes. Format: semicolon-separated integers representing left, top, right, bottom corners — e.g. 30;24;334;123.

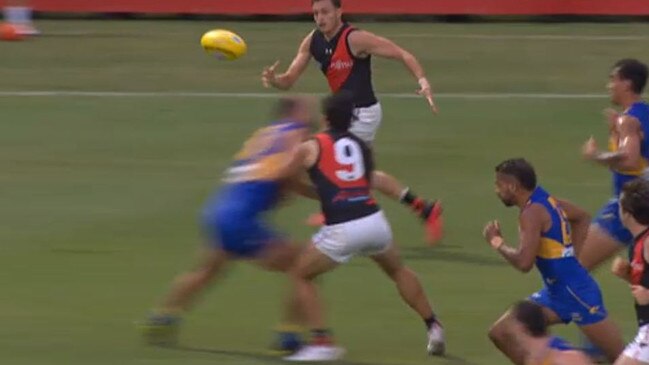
0;90;609;99
391;34;649;41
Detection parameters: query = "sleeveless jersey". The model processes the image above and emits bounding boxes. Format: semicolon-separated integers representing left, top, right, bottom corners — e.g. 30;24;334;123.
609;101;649;196
310;23;377;108
307;131;379;225
630;228;649;326
526;187;594;289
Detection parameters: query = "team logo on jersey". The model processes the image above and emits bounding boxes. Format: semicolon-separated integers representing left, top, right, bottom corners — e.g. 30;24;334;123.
329;60;353;71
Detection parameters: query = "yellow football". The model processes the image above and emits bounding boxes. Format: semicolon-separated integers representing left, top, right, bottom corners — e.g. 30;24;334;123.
200;29;247;61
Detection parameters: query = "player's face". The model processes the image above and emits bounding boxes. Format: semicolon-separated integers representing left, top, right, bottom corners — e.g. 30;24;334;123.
607;68;628;105
313;0;342;35
495;174;517;207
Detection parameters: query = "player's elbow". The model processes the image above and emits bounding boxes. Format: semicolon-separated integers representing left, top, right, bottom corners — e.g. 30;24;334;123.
518;261;534;273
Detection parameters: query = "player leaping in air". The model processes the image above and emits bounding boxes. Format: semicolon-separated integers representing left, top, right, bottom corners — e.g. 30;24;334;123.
482;158;624;365
260;0;442;245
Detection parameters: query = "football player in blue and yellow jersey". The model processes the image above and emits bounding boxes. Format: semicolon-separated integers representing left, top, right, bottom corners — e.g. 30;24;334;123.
139;96;318;347
483;158;624;365
580;58;649;270
510;301;593;365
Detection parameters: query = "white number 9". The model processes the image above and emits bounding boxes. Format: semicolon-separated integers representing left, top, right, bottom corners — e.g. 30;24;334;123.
334;137;365;181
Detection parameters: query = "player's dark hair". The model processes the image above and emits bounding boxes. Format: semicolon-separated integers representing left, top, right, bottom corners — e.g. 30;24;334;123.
613;58;649;94
512;301;547;338
621;179;649;225
495;158;537;191
312;0;342;8
273;97;301;119
323;92;354;132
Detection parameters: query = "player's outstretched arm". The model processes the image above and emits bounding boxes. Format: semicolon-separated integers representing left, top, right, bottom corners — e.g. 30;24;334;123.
556;198;591;255
483;205;544;273
261;32;314;91
347;30;437;113
582;115;642;170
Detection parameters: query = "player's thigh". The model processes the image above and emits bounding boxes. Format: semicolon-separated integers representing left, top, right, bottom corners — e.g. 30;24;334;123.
579;317;624;358
292;242;339;280
578;224;626;270
370;244;404;277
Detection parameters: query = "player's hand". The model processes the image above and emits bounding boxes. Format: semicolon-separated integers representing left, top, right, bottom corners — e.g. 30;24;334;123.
581;136;598;160
604;108;620;132
262;60;280;89
483;220;503;249
416;77;438;114
631;285;649;305
611;256;631;280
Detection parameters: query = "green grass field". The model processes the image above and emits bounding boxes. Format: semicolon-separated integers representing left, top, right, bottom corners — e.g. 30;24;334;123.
3;20;649;365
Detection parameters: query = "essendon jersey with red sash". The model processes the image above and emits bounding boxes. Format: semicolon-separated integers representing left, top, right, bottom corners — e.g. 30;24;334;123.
631;228;649;326
308;131;379;225
310;23;378;108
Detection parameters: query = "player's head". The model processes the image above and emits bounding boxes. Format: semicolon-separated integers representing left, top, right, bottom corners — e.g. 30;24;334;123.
608;58;648;104
322;91;354;133
312;0;343;35
273;95;316;127
620;178;649;229
494;158;537;207
511;301;548;339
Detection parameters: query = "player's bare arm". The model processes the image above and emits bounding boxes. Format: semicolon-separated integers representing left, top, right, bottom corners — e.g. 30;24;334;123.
611;256;632;283
483;204;545;273
582;115;643;170
556;198;591;253
347;30;438;113
262;31;314;90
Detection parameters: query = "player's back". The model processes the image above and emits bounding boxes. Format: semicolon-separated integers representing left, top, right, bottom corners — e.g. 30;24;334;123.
307;130;379;225
207;120;307;217
527;187;594;288
611;101;649;195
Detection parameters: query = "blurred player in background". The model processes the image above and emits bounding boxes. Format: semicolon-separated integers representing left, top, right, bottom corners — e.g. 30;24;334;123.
579;58;649;270
261;0;443;245
139;97;318;346
483;158;624;365
3;0;39;35
610;179;649;365
510;301;594;365
281;92;445;362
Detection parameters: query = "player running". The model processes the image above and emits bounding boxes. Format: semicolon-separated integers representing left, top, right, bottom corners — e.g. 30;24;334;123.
579;58;649;270
281;92;445;362
260;0;443;244
483;158;624;365
510;301;594;365
610;179;649;365
139;97;318;346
